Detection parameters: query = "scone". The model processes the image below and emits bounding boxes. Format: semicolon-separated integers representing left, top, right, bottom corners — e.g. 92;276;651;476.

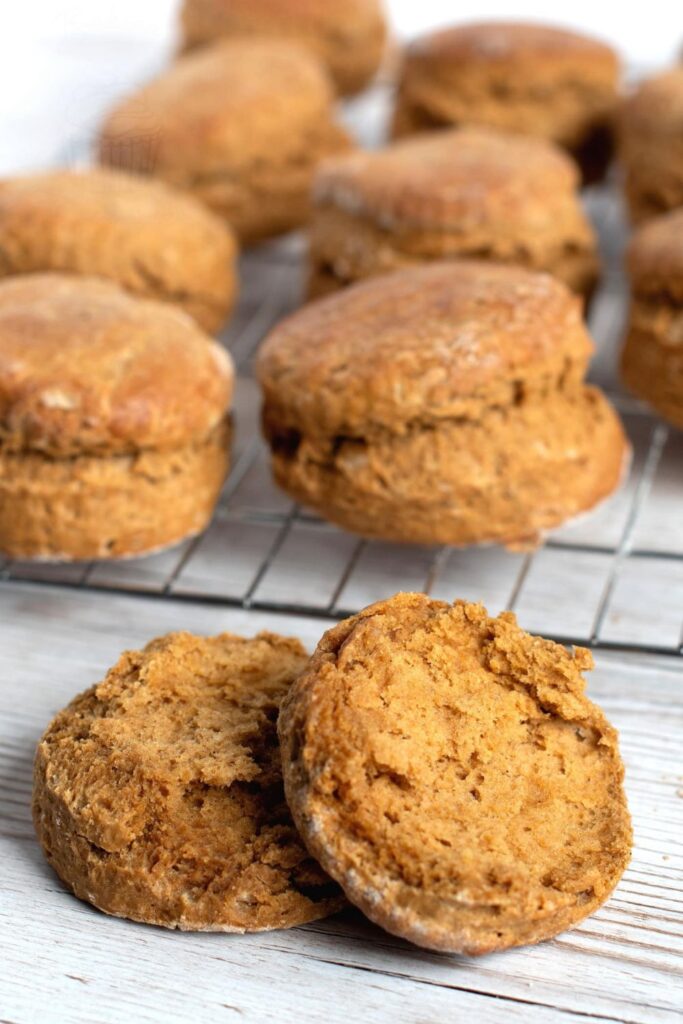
0;274;233;560
257;262;628;547
99;39;353;244
279;593;632;955
0;168;237;334
33;630;344;931
309;127;599;301
391;22;620;184
621;209;683;427
179;0;387;97
618;68;683;223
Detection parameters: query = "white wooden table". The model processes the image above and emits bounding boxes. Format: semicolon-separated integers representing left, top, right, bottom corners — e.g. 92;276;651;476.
2;584;682;1024
1;25;683;1024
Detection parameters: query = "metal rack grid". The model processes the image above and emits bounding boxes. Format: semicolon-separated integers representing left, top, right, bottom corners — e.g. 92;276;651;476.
1;114;681;656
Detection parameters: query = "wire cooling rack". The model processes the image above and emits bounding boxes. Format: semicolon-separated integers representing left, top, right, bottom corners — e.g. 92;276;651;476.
1;90;681;656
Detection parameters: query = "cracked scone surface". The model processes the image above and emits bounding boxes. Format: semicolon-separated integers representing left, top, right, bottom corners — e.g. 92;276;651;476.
621;209;683;427
391;21;619;184
0;273;233;559
179;0;387;97
33;630;344;931
309;127;599;299
258;261;628;547
0;168;238;333
99;39;352;243
279;593;632;955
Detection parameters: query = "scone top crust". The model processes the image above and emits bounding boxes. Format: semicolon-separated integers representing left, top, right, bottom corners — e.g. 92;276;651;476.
627;209;683;302
0;168;237;329
619;67;683;138
313;127;582;230
33;631;343;932
257;261;592;437
278;593;632;954
181;0;386;45
0;274;233;456
100;39;340;175
178;0;387;96
0;168;236;259
405;21;618;84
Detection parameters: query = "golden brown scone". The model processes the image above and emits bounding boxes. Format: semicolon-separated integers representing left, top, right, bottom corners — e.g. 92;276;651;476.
0;168;237;334
279;593;632;955
99;39;353;244
618;68;683;223
179;0;387;97
309;128;599;300
621;209;683;427
392;22;620;184
0;274;233;560
257;262;628;548
33;630;345;931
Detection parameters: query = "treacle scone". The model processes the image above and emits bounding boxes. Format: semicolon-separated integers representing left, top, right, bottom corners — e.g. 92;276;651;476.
309;128;599;300
0;275;233;560
618;68;683;222
99;39;353;244
0;168;237;333
392;21;620;183
621;208;683;426
258;262;628;547
279;594;632;954
34;630;344;930
179;0;387;96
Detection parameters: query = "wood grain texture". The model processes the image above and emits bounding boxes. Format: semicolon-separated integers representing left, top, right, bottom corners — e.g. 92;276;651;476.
1;582;682;1024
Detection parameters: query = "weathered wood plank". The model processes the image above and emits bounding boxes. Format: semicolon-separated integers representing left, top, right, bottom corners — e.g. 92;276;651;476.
1;583;682;1024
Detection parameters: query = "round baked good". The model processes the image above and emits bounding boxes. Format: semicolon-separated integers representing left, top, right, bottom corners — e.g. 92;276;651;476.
309;127;599;300
0;168;237;334
99;39;353;244
279;593;632;955
257;262;628;547
179;0;388;97
33;630;344;931
618;68;683;223
0;274;233;560
391;22;620;184
621;208;683;427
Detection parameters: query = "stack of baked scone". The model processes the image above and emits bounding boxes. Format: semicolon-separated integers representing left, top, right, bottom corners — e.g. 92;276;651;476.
0;275;233;560
307;127;600;301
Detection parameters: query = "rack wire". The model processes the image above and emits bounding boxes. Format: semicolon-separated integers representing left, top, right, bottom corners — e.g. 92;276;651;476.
1;93;681;656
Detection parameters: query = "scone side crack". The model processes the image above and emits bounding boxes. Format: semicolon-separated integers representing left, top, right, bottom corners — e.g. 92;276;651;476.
308;228;598;300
